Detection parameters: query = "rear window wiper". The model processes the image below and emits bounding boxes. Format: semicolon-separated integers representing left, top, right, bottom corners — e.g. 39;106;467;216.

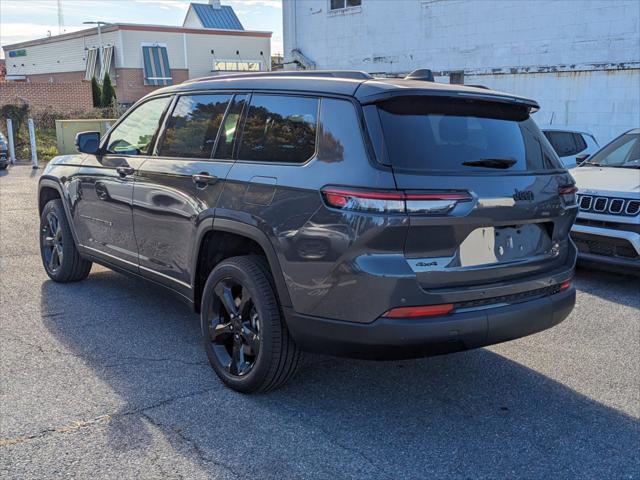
462;158;517;169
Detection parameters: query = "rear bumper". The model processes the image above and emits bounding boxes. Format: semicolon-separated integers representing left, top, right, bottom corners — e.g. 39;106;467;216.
284;287;575;359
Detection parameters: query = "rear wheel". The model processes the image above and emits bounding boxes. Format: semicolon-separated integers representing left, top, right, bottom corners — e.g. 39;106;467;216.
39;199;92;282
201;256;302;393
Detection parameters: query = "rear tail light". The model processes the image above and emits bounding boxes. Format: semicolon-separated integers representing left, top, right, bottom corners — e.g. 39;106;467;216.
383;303;455;318
559;185;578;205
559;280;572;291
321;188;472;214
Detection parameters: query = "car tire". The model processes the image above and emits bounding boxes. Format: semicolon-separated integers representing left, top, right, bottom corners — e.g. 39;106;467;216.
201;255;302;393
39;199;92;282
0;164;7;170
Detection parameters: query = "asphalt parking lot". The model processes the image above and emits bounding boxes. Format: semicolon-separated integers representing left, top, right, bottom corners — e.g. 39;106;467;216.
1;164;639;479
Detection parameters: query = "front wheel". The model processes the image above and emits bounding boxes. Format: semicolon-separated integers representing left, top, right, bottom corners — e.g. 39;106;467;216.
39;199;92;282
201;256;302;393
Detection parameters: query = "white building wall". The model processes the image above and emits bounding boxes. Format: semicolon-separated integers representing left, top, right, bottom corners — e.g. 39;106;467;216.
4;30;121;76
5;28;271;82
185;33;271;78
465;70;640;145
182;6;204;28
120;30;188;70
283;0;640;143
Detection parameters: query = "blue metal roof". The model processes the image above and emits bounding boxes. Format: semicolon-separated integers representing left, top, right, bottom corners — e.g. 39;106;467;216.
191;3;244;30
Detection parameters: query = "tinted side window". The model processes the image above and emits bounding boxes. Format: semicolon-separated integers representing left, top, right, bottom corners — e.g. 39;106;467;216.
157;94;231;158
214;94;247;160
318;98;368;163
543;131;586;157
573;133;587;153
238;95;318;163
107;97;171;155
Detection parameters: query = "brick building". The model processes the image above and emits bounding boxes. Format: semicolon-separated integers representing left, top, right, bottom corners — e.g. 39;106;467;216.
2;0;271;105
0;82;92;113
283;0;640;143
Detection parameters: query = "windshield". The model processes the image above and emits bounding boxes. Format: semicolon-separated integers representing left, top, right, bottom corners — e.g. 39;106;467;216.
583;133;640;168
376;96;562;173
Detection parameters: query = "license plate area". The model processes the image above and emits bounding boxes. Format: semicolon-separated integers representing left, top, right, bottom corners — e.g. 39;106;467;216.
458;224;553;268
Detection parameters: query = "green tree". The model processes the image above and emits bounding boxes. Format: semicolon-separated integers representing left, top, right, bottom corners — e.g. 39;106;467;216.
100;73;116;108
90;77;102;107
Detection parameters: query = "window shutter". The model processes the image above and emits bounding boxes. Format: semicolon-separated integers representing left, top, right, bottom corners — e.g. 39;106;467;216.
142;46;173;86
84;48;98;81
99;46;114;81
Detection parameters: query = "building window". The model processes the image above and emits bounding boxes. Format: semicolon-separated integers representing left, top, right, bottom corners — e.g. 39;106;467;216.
142;45;172;86
213;60;262;72
84;48;99;81
330;0;361;10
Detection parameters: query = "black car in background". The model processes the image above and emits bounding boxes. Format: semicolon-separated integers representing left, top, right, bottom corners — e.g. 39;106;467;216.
37;71;578;393
0;132;9;169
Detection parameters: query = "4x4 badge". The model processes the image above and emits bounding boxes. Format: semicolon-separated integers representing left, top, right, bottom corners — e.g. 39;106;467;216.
513;189;534;202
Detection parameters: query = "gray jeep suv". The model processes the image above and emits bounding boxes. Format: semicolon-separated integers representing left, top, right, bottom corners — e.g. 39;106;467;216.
38;71;578;393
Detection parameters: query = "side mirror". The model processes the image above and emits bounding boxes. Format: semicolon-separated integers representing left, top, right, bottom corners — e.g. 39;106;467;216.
575;153;590;165
75;131;101;155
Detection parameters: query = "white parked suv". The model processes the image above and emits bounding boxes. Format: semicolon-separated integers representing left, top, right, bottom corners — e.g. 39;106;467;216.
540;126;599;168
570;129;640;272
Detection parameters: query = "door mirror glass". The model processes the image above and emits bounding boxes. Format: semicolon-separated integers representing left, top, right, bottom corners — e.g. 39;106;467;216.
75;131;101;154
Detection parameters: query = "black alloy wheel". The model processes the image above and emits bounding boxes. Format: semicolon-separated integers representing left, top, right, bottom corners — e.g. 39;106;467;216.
39;199;92;282
208;277;261;376
200;256;302;393
41;210;64;274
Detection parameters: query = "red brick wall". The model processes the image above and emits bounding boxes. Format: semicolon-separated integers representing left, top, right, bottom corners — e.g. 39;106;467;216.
0;81;93;113
116;68;189;104
23;71;86;83
0;67;190;110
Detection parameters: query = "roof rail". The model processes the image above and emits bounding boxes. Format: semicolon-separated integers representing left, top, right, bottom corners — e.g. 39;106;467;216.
183;70;373;84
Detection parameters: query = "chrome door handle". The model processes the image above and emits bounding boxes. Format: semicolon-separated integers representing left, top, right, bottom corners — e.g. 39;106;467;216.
116;166;135;177
192;173;218;187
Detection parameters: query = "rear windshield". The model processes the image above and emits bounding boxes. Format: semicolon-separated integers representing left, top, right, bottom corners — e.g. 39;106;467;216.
376;96;562;173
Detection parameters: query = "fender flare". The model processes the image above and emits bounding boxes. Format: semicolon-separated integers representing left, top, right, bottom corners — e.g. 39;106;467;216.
38;177;81;248
192;218;293;308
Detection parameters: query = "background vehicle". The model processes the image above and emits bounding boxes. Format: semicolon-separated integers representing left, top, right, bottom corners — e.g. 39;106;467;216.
37;71;577;393
571;128;640;273
540;126;599;168
0;132;9;169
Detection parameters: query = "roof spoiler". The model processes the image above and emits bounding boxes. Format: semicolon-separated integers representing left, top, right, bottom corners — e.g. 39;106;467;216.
360;90;540;113
405;69;435;82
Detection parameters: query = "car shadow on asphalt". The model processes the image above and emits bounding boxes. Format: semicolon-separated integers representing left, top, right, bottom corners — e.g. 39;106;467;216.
39;269;639;479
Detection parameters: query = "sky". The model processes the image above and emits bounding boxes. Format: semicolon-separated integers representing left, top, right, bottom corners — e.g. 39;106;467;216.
0;0;284;58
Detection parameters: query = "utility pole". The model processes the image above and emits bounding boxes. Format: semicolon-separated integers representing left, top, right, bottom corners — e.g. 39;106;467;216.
57;0;64;35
